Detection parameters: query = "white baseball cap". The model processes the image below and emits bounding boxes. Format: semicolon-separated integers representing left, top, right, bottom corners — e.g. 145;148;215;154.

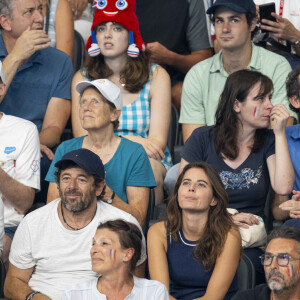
0;61;6;84
75;79;123;109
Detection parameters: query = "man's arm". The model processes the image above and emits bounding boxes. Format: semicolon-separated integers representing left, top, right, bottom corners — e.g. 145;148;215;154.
0;124;40;214
0;28;50;103
4;263;50;300
39;97;71;148
105;185;149;227
147;44;212;74
0;169;35;214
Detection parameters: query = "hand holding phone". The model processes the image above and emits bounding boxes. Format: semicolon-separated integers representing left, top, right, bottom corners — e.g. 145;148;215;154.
259;3;276;33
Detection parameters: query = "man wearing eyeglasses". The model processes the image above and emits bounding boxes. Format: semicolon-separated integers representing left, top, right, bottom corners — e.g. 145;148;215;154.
233;226;300;300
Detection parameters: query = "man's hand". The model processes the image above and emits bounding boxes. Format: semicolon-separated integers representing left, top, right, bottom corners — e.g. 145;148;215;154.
40;144;54;161
10;27;50;64
68;0;89;20
261;12;300;43
279;190;300;218
231;213;260;229
147;42;171;65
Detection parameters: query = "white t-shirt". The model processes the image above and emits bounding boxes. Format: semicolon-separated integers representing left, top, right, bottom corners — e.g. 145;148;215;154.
62;276;169;300
0;199;3;256
9;199;147;300
0;113;40;227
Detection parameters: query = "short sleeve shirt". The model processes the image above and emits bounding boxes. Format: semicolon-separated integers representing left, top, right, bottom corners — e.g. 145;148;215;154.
0;35;73;131
0;114;40;227
182;126;275;217
179;43;297;126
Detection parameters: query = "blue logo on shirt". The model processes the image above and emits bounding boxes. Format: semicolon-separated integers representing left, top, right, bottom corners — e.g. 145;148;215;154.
4;147;16;154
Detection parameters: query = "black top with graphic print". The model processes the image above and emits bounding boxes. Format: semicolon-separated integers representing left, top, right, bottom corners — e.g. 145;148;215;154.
182;126;275;218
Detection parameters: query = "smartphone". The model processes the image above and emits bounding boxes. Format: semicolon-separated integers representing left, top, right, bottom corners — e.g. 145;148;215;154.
259;3;276;33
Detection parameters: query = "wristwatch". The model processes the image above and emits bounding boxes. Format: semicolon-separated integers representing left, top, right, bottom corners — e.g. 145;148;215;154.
25;291;41;300
106;191;115;204
292;39;300;48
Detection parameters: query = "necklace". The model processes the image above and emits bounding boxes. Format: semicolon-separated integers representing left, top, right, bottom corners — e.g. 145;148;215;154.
60;202;97;231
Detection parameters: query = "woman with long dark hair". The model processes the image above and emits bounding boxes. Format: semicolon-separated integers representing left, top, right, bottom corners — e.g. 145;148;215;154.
179;70;294;283
148;161;241;300
180;70;294;223
71;0;171;204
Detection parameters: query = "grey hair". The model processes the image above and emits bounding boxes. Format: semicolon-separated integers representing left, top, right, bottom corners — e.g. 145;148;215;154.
266;226;300;254
0;0;15;16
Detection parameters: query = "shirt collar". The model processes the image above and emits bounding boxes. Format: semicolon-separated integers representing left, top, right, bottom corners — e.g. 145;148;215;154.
210;43;260;75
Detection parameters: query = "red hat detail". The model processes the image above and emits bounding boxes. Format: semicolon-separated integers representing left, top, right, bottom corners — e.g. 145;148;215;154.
86;0;146;57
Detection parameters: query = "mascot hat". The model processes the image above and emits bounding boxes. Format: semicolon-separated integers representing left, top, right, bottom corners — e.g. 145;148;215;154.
86;0;146;58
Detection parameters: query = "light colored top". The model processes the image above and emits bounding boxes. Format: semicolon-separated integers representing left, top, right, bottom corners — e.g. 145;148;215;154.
0;114;40;227
180;43;297;126
0;198;3;256
9;199;146;300
62;276;169;300
44;0;59;48
115;64;172;170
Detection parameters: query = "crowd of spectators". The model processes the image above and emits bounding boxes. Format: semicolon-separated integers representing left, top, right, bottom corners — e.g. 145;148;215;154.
0;0;300;299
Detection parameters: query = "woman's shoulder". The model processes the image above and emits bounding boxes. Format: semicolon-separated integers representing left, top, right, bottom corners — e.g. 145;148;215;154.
148;221;167;241
226;227;242;245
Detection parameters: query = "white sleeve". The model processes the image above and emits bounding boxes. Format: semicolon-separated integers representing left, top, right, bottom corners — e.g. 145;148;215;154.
15;124;40;190
0;199;3;256
154;283;169;300
9;218;35;269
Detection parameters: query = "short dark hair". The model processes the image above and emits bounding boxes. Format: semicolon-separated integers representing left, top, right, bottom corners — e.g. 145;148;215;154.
80;86;120;130
286;67;300;113
54;160;103;189
267;227;300;254
96;219;142;273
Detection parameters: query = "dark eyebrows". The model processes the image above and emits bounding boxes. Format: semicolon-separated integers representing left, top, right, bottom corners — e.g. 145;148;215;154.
182;178;208;185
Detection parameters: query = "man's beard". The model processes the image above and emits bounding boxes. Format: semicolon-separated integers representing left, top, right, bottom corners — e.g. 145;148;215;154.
59;187;95;213
267;268;300;293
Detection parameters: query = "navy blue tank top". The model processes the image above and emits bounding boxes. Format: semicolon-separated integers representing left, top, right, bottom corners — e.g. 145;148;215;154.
166;230;238;300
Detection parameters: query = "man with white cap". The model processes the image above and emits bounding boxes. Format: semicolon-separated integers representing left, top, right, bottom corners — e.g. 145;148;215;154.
4;148;146;300
46;79;156;226
0;60;40;267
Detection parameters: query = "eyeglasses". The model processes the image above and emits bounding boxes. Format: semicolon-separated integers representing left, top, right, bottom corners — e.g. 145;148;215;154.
260;253;300;267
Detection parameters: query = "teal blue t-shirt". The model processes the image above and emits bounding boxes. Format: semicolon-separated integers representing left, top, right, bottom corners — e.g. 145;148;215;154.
45;137;156;203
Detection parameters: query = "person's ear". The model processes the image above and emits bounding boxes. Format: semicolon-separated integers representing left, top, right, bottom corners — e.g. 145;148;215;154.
210;197;218;207
250;17;257;32
110;109;121;122
123;248;135;263
289;96;300;109
0;14;12;31
96;180;106;197
233;99;241;113
0;83;6;96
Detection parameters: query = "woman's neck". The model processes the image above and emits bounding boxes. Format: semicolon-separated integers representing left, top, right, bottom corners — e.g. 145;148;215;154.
104;55;127;78
181;210;208;241
84;131;121;164
236;123;256;146
98;272;134;298
86;128;117;148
